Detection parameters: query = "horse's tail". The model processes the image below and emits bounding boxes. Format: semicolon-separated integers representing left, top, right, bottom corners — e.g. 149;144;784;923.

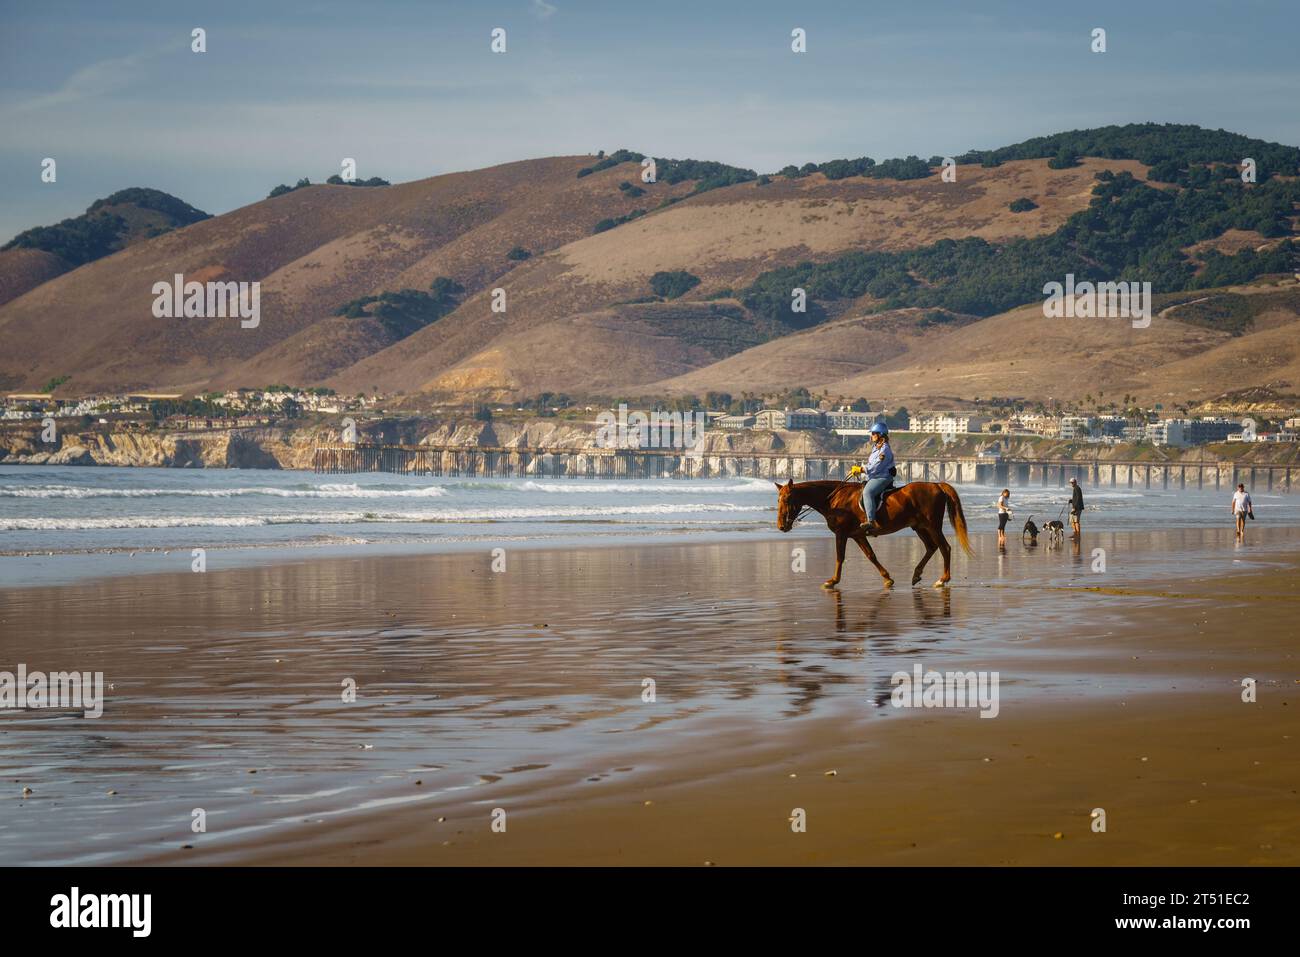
939;482;974;556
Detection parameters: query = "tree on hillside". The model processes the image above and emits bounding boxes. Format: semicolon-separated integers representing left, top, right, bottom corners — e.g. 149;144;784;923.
649;270;701;299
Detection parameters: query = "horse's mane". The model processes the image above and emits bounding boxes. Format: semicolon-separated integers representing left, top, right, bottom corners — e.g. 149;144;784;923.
790;479;867;512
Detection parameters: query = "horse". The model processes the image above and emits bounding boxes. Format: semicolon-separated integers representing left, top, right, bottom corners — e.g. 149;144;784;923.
774;478;973;589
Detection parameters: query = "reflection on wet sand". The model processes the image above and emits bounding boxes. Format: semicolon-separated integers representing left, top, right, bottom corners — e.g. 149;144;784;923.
2;525;1297;864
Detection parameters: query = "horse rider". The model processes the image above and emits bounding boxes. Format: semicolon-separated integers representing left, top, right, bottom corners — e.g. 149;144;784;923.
852;421;895;536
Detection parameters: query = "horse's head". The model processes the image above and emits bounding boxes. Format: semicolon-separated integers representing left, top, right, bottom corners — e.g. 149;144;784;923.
773;479;797;532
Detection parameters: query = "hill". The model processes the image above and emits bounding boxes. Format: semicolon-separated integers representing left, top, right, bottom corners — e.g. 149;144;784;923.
0;124;1297;405
0;187;210;306
653;282;1300;409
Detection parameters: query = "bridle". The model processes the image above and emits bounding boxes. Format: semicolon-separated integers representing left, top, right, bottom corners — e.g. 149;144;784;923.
784;501;815;529
781;474;861;530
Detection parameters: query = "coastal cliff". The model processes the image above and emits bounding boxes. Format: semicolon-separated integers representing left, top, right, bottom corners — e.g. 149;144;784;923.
1;418;1296;470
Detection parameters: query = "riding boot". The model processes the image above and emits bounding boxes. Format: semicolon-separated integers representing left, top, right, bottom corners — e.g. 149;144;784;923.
856;520;881;536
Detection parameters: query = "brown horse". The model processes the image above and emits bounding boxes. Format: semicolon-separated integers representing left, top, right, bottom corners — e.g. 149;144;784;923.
774;478;973;589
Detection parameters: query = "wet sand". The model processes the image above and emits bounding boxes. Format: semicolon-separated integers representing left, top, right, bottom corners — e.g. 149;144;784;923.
2;525;1297;865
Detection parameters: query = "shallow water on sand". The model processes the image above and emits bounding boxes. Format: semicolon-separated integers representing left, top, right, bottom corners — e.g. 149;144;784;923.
3;464;1297;586
2;524;1296;864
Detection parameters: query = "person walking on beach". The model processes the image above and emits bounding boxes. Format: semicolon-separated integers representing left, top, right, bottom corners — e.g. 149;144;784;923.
996;488;1012;546
1068;477;1084;538
1231;483;1254;539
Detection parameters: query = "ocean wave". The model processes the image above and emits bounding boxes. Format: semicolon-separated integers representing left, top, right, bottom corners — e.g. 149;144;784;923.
0;502;769;530
516;478;772;494
0;483;449;499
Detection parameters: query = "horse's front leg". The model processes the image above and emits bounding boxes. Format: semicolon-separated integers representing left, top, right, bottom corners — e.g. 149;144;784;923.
852;529;894;588
823;531;847;589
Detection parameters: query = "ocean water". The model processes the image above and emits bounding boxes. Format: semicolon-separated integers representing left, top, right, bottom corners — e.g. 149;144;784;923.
0;464;1294;586
2;465;1298;865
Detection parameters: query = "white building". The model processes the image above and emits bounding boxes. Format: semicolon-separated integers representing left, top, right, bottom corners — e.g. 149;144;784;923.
717;414;756;430
786;408;826;430
1145;420;1187;447
1009;413;1059;437
911;412;990;434
1058;415;1097;440
825;410;875;430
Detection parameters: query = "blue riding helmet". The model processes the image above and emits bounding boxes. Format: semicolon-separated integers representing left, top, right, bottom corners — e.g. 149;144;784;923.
869;422;889;436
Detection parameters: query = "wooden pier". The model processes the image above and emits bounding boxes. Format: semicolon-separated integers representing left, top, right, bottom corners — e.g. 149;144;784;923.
312;444;1298;492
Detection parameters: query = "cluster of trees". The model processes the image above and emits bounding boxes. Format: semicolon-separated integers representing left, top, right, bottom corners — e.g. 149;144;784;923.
618;181;645;198
742;168;1300;327
270;175;390;197
779;156;931;181
147;396;229;422
4;189;210;265
576;149;644;178
324;175;390;187
268;177;312;198
87;188;210;224
914;309;965;329
506;246;531;261
1009;198;1038;213
648;270;700;299
4;213;127;265
334;277;466;338
515;392;574;415
1046;150;1080;169
953;123;1300;182
655;157;757;191
593;209;646;233
578;149;757;195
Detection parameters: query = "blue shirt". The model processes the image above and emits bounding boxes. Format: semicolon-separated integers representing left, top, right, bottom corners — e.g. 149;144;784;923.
866;443;894;478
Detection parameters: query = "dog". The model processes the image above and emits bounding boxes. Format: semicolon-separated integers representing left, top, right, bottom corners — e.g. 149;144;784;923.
1022;516;1039;545
1042;519;1066;543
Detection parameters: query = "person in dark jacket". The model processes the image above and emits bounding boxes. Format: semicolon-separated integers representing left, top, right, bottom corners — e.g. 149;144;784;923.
1068;478;1084;537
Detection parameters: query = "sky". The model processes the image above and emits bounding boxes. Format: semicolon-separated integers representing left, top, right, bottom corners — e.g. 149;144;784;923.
2;0;1299;240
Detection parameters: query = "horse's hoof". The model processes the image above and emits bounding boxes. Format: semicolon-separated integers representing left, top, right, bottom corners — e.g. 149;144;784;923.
822;580;838;590
883;579;895;589
911;575;922;586
933;579;949;589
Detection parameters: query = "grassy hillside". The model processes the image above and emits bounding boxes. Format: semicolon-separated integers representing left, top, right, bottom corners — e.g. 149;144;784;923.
1;124;1297;404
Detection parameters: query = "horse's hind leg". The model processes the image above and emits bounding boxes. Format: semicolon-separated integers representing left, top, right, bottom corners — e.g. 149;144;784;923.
933;529;953;588
852;530;894;588
911;527;938;587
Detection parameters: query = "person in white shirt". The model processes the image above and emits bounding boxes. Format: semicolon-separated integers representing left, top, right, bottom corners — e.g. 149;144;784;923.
996;489;1011;546
1230;484;1254;539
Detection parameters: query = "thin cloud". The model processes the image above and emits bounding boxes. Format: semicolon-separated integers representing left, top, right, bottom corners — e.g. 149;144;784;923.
15;45;169;113
530;0;558;20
